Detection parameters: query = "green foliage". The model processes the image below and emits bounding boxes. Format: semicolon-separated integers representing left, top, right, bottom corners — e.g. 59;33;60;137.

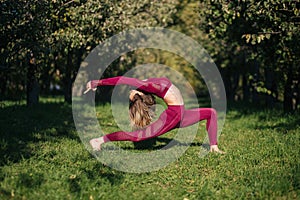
199;0;300;110
49;0;178;49
1;0;299;111
0;0;179;102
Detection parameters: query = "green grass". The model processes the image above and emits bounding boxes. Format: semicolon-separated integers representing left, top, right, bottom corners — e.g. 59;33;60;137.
0;98;299;199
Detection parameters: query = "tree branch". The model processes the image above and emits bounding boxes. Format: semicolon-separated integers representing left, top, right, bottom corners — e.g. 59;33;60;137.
258;31;281;35
63;0;75;7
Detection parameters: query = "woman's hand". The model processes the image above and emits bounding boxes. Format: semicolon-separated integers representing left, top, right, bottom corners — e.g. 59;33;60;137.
210;145;225;154
84;81;97;94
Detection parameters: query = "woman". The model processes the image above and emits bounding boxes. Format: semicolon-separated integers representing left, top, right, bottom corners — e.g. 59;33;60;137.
86;76;224;153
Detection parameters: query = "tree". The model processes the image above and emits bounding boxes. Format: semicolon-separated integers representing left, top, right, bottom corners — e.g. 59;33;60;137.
0;0;52;105
48;0;179;103
1;0;179;104
199;0;300;112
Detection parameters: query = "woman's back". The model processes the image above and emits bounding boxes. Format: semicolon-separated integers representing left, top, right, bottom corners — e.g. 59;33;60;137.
163;84;184;106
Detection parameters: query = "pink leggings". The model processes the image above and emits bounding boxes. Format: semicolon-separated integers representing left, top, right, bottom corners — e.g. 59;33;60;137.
103;105;218;145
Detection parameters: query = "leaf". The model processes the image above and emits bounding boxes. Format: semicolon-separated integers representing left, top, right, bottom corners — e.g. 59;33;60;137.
251;34;257;45
257;35;262;44
243;34;252;43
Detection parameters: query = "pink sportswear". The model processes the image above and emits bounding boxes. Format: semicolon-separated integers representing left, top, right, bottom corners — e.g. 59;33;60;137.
91;76;172;98
91;76;218;145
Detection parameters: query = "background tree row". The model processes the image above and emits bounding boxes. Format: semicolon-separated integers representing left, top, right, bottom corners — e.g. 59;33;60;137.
1;0;299;112
199;0;299;112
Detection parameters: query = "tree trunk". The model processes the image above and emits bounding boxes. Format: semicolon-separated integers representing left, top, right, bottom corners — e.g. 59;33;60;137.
283;67;294;113
265;67;274;107
295;71;300;111
242;74;250;101
251;60;259;103
222;68;234;101
0;72;7;100
26;52;39;106
64;49;72;104
242;50;250;102
232;72;239;101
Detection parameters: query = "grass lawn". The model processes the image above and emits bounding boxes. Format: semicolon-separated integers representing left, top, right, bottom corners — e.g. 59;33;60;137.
0;98;299;199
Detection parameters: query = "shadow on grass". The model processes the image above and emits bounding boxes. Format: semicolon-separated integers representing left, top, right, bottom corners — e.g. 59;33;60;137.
81;161;124;185
64;160;125;197
227;101;300;133
120;137;203;151
17;172;45;189
0;102;78;166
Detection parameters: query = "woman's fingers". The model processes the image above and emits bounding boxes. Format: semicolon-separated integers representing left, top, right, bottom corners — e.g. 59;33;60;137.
83;81;97;94
83;88;97;94
83;88;91;94
86;81;91;89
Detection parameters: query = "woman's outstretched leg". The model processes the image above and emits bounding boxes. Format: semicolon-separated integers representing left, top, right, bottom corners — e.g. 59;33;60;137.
179;108;218;146
90;106;184;151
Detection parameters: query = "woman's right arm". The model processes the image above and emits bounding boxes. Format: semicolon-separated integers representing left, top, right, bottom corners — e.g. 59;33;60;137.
88;76;145;89
86;76;171;97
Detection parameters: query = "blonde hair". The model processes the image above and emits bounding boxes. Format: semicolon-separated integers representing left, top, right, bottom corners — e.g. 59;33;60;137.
129;92;156;130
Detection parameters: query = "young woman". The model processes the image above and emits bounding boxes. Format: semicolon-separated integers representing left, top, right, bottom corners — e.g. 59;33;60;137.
86;76;224;153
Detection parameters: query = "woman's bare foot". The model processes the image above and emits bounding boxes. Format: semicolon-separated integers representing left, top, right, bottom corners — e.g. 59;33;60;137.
89;137;104;151
210;145;225;154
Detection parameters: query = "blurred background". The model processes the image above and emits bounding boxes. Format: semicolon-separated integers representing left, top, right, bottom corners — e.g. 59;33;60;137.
0;0;299;112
